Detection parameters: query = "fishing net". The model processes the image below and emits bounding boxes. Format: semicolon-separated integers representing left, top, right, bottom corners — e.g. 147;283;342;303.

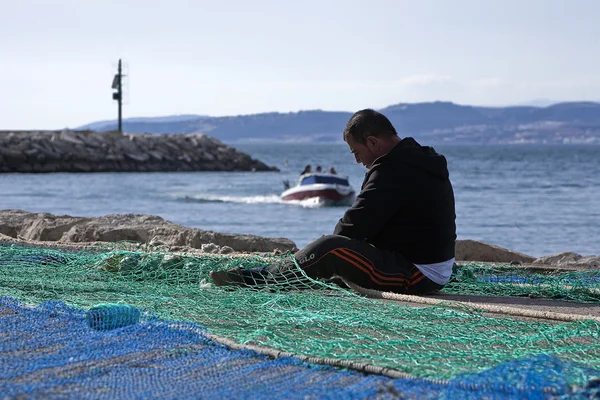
447;262;600;302
2;297;599;399
1;241;599;398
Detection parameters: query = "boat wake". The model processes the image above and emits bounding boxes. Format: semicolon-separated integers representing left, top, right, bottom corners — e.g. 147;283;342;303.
174;193;282;204
171;193;343;208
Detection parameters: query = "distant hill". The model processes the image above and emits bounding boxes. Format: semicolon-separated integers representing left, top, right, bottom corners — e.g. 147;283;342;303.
77;101;600;144
78;114;207;131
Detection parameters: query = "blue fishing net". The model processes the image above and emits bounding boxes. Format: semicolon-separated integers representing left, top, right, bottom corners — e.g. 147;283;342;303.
1;297;599;399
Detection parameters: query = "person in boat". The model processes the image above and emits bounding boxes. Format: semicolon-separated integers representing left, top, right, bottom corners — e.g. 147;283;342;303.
315;165;322;173
329;167;337;174
210;109;456;295
300;165;311;175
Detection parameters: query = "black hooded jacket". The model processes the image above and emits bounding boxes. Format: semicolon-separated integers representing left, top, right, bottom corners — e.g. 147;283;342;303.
333;137;456;264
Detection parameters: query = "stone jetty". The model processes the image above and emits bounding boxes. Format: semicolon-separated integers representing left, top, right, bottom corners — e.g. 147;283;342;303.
0;130;277;173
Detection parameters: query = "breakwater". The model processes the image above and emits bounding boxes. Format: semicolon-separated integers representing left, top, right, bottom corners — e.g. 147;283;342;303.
0;130;277;173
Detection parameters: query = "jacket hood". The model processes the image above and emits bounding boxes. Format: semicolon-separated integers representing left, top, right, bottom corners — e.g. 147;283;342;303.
375;137;449;180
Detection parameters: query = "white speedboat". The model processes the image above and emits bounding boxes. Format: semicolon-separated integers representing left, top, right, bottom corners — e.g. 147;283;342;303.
281;173;356;206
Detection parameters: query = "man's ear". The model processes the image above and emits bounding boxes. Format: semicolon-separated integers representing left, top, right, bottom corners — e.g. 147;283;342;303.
366;136;378;151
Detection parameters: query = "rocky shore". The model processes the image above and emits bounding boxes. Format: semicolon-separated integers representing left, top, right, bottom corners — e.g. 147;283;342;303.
0;130;277;173
0;210;598;267
0;210;295;253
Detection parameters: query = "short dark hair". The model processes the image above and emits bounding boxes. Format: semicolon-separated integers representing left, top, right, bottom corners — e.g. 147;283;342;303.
343;109;398;144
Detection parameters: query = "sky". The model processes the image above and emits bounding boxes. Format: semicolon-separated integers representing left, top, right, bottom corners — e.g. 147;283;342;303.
1;0;599;129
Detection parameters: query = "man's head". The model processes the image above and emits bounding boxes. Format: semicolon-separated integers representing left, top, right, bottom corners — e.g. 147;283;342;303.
343;109;400;168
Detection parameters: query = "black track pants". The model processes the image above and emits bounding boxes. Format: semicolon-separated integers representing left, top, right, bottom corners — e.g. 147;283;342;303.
240;235;443;295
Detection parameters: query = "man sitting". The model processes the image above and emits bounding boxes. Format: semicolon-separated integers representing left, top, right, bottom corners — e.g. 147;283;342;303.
211;109;456;294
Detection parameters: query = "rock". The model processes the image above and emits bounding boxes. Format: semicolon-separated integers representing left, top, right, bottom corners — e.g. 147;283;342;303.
0;130;278;173
31;141;62;160
149;237;166;246
168;246;187;252
0;224;19;239
455;240;535;263
201;243;220;253
72;162;92;172
116;136;141;154
13;210;86;241
219;245;234;254
125;152;150;162
533;252;600;267
148;150;164;161
178;154;192;163
60;130;84;145
578;256;600;267
533;252;581;265
24;148;40;157
0;148;26;161
0;210;296;253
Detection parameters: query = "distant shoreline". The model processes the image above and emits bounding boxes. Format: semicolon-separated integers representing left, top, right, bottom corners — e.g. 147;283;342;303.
67;101;600;144
3;131;599;146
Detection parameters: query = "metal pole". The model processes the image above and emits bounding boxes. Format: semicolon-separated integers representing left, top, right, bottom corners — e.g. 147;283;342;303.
118;59;123;134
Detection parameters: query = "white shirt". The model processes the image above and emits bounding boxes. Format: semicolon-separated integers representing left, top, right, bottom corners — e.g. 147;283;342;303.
414;258;455;285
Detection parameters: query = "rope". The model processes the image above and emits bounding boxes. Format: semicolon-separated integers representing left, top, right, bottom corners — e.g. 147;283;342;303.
339;276;600;323
204;332;450;385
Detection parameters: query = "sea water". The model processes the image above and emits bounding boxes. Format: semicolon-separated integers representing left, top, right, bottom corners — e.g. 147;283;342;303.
1;143;598;257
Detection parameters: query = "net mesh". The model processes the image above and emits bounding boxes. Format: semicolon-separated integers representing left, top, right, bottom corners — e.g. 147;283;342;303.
447;262;600;302
1;241;600;396
1;297;599;399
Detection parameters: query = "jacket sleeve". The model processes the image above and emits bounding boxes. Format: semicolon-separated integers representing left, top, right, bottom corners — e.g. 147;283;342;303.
333;167;402;240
